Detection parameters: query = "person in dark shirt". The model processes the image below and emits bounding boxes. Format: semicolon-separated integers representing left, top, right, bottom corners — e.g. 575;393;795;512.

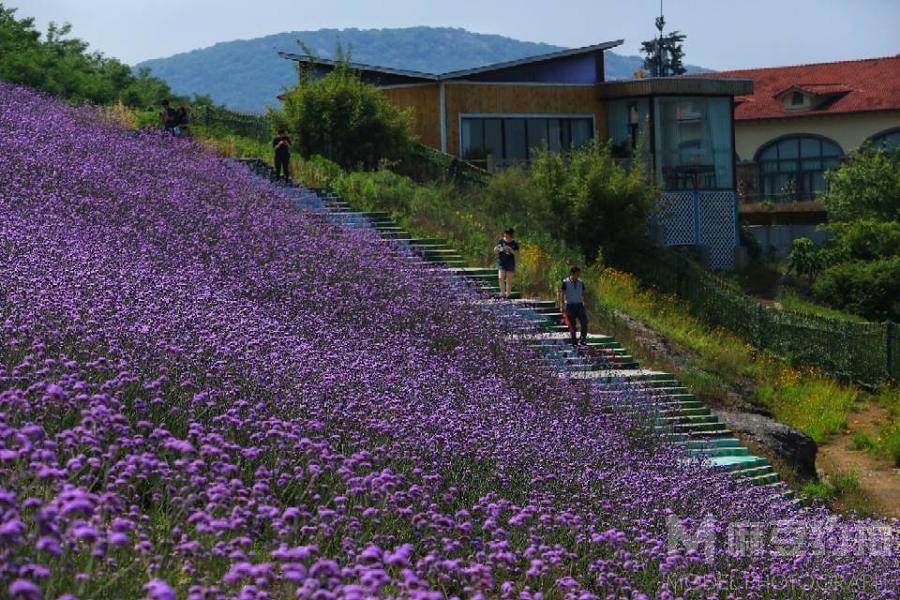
494;228;519;299
272;127;292;182
175;106;189;138
159;100;178;134
558;266;588;345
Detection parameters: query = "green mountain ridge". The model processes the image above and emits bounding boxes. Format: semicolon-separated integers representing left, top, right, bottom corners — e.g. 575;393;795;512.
135;27;710;113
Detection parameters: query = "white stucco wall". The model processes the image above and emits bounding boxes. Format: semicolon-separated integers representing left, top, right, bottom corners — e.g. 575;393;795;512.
735;110;900;161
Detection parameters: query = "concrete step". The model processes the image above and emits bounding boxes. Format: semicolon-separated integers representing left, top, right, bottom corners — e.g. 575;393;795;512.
301;182;788;496
688;446;750;458
707;455;767;472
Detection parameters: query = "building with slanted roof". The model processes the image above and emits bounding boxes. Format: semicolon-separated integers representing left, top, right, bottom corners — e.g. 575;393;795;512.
281;43;755;269
698;55;900;256
708;55;900;204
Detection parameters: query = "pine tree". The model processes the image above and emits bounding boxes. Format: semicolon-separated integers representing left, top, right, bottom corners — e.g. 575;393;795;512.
640;15;687;77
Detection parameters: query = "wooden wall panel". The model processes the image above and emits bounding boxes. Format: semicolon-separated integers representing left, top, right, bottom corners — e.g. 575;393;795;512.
381;83;609;157
444;84;607;156
380;84;441;149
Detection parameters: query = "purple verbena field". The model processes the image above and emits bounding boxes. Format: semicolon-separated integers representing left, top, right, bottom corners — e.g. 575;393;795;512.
0;83;897;598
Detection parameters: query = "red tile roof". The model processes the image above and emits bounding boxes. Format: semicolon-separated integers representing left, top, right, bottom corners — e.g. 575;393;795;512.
704;56;900;120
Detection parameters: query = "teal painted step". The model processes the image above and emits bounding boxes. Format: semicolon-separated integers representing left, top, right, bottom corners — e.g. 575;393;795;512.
683;437;743;449
311;192;789;496
688;446;750;458
707;455;767;471
658;420;729;432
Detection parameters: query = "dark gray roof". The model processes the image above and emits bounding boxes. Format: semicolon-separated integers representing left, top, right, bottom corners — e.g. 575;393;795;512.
597;77;755;98
278;52;438;82
437;39;623;79
279;39;624;84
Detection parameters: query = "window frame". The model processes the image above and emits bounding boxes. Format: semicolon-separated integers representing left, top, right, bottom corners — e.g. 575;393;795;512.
867;127;900;152
458;113;596;165
651;95;736;191
754;134;844;201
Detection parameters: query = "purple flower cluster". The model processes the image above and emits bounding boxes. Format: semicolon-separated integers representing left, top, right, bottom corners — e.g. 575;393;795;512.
0;83;896;598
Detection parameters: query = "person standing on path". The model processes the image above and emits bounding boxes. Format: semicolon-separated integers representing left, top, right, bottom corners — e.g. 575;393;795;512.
559;266;588;345
272;127;292;182
175;105;190;138
159;100;179;135
494;228;519;299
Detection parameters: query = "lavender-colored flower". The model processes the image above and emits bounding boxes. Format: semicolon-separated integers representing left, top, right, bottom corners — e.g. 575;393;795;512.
0;81;895;598
8;579;41;600
143;579;175;600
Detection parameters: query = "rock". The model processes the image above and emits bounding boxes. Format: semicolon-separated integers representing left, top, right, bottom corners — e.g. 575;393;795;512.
714;410;818;481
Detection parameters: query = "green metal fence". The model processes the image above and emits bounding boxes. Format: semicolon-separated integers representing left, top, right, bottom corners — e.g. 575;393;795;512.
189;105;273;142
626;249;897;386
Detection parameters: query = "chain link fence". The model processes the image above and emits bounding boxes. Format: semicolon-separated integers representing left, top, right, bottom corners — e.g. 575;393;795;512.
189;105;273;142
625;248;897;386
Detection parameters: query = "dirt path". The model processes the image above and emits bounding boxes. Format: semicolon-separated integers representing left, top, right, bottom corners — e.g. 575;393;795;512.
817;404;900;518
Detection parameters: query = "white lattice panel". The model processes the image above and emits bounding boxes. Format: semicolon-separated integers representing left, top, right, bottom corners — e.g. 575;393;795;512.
656;191;696;246
698;191;738;269
655;191;737;269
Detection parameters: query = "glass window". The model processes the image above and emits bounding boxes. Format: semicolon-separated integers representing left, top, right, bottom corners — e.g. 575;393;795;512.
868;129;900;152
548;119;562;153
527;119;549;155
460;119;484;161
756;135;844;201
780;138;799;159
800;137;820;157
570;119;593;149
608;99;651;157
653;96;734;190
483;119;503;162
503;119;527;161
459;116;594;167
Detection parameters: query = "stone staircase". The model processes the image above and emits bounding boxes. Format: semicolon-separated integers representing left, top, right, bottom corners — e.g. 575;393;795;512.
244;161;790;498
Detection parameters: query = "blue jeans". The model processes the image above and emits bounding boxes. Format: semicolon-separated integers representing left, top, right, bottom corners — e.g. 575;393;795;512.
566;303;588;344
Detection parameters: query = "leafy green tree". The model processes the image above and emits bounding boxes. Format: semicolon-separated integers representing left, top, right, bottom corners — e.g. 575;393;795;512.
278;59;414;169
0;3;177;107
788;237;822;282
484;142;658;264
797;150;900;319
822;149;900;222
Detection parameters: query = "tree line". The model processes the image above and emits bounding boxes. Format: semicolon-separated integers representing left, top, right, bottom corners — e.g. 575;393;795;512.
0;3;185;108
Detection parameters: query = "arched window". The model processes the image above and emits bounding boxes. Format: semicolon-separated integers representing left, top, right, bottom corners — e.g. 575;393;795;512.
868;128;900;152
756;135;843;201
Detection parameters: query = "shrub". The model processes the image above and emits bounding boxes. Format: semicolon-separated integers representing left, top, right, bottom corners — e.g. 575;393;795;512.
812;256;900;320
482;142;658;264
787;237;822;281
823;149;900;222
826;219;900;261
279;60;414;170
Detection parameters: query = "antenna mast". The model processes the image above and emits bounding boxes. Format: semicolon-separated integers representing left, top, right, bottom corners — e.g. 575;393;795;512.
656;0;666;76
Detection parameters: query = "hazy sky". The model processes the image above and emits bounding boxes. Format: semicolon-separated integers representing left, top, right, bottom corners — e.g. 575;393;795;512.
8;0;900;69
